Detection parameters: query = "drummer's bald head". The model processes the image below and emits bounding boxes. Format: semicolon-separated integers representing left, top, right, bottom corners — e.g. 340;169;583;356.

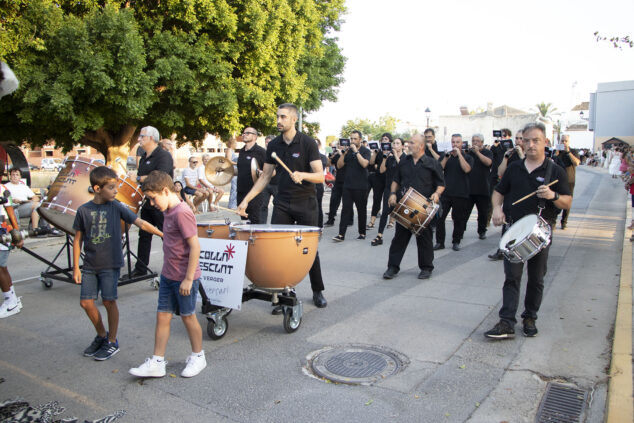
278;103;298;118
140;126;160;143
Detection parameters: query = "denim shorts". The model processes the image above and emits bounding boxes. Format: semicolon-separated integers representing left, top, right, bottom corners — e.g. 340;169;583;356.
80;268;120;301
157;275;199;316
0;250;9;267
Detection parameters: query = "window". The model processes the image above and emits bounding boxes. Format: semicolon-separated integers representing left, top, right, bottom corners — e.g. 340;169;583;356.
77;149;86;155
45;151;53;157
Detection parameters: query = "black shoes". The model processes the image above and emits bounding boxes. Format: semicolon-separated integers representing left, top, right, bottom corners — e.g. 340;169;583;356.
488;250;504;261
371;236;383;246
324;220;335;227
560;221;567;230
120;268;147;280
383;266;399;279
522;318;538;337
433;243;445;250
452;243;460;251
357;234;366;240
478;233;486;240
484;320;515;339
313;291;327;308
332;235;344;242
418;269;432;279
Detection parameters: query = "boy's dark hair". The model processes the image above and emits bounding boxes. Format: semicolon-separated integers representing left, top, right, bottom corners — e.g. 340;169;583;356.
9;168;21;177
90;166;118;188
141;170;175;193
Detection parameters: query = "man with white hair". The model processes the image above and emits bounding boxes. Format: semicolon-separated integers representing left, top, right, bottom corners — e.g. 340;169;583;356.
123;126;174;279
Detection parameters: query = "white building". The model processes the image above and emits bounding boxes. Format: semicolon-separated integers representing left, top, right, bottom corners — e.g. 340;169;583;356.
589;80;634;151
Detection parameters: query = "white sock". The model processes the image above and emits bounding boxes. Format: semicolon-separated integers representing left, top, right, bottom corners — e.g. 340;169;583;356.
152;355;164;362
3;288;16;305
191;350;204;358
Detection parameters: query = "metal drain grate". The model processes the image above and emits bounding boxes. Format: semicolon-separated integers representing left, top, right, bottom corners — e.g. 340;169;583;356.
536;382;587;423
308;344;407;385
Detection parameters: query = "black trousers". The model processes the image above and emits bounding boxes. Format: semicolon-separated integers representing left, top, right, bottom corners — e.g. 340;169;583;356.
327;183;344;221
560;182;575;224
238;191;265;224
260;184;278;223
387;222;434;271
135;204;164;273
271;198;324;292
499;243;550;325
316;183;324;228
339;188;367;237
368;173;386;218
377;187;393;234
435;195;471;245
468;194;491;235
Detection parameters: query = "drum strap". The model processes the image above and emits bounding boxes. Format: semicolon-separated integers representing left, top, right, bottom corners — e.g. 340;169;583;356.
537;159;554;215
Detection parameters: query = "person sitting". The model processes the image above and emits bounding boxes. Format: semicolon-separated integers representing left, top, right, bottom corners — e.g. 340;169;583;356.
174;181;196;213
181;156;209;213
198;154;224;211
5;168;61;236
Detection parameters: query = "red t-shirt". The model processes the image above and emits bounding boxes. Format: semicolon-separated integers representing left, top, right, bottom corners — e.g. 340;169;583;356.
161;201;201;281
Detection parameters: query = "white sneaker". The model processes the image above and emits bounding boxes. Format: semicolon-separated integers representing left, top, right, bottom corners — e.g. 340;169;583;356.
129;358;166;378
181;352;206;378
0;297;22;318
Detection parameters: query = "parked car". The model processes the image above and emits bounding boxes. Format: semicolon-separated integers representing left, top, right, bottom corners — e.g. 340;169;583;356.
127;156;137;171
40;158;63;171
28;163;39;171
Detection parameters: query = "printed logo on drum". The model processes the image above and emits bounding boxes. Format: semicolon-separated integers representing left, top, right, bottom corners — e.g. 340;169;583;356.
224;244;235;259
303;247;309;254
292;152;300;158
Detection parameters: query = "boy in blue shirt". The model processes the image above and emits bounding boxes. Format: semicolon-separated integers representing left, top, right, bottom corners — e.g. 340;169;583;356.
73;167;162;361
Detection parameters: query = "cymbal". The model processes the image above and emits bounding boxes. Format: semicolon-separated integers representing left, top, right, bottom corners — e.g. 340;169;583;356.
251;157;260;183
205;156;234;186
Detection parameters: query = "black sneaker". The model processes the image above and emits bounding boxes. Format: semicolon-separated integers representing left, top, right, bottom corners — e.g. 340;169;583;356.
324;220;335;227
94;340;120;361
383;266;399;279
83;334;107;357
488;250;504;261
484;321;515;339
522;318;538;337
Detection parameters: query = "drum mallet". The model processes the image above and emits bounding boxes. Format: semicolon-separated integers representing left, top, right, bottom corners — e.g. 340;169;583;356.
512;180;559;206
271;152;300;184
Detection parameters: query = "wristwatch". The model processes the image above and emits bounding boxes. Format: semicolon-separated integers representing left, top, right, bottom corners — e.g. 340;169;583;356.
136;176;142;183
552;192;559;201
390;192;397;196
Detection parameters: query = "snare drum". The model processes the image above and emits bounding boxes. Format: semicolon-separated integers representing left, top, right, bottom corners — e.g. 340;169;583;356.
390;187;439;235
38;156;143;234
197;218;231;239
230;224;321;289
499;214;552;263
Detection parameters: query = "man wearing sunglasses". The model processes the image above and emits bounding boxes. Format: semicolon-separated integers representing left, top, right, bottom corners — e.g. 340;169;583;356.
182;156;209;212
237;127;266;223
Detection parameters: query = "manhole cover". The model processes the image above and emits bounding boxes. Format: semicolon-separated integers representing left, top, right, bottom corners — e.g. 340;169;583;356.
536;382;587;423
307;344;408;385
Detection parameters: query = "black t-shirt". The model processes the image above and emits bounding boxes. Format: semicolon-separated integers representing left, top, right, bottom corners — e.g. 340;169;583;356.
343;146;372;190
425;142;440;158
138;146;174;179
393;154;445;199
467;149;493;196
554;150;579;183
368;150;384;174
266;132;321;201
73;200;138;270
490;139;513;179
237;143;266;193
331;151;346;184
383;154;402;189
495;159;571;225
442;154;474;198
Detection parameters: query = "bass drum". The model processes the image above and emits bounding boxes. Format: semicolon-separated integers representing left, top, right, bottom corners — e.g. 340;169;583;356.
230;224;321;289
390;187;439;235
197;218;232;239
38;156;143;234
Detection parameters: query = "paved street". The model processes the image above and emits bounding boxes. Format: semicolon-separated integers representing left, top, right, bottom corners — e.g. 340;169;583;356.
0;165;628;422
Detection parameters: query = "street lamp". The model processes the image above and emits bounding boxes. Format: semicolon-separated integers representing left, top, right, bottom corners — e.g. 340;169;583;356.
425;107;431;129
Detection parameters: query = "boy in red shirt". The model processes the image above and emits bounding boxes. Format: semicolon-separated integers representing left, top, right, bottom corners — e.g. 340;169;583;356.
129;171;206;378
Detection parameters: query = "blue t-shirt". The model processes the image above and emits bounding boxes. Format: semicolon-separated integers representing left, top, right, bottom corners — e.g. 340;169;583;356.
73;200;138;270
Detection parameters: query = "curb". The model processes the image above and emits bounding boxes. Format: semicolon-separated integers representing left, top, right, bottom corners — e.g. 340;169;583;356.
606;201;633;422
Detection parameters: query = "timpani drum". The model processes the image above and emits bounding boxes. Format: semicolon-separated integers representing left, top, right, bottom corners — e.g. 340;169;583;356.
38;156;144;234
390;187;439;235
499;214;552;263
230;224;321;289
197;218;232;239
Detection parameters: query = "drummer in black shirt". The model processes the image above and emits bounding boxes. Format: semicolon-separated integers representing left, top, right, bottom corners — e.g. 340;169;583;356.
434;134;473;251
383;134;445;280
484;122;571;340
466;133;493;240
237;127;266;224
237;103;327;309
123;126;173;279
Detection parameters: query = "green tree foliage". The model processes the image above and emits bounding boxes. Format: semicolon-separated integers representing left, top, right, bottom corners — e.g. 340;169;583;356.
0;0;346;158
340;114;398;140
534;102;557;118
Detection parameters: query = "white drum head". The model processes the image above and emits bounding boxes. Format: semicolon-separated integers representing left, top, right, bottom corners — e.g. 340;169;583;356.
231;224;320;233
499;214;539;249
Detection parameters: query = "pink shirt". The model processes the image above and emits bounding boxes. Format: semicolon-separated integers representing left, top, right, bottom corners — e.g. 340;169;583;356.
161;201;201;281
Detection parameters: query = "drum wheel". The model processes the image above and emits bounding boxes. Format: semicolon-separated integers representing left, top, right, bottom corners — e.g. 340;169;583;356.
207;316;228;340
283;306;301;333
41;277;53;288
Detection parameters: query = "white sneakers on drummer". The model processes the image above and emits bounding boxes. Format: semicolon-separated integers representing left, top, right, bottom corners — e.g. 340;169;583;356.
0;297;22;318
181;351;206;378
129;358;167;378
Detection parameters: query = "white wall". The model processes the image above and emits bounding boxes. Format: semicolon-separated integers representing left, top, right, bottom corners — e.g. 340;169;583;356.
590;80;634;150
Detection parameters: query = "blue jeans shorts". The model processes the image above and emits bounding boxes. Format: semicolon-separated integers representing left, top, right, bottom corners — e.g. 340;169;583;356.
80;268;120;301
157;274;199;316
0;250;9;267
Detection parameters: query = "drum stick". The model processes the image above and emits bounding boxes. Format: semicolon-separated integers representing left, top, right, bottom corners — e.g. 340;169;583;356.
512;180;559;206
271;152;300;184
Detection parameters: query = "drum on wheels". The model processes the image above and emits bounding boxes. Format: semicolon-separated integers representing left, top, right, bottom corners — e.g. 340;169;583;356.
499;214;552;263
196;218;232;239
390;187;439;235
38;156;143;235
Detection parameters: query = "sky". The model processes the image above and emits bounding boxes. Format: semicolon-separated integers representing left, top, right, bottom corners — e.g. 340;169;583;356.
308;0;634;139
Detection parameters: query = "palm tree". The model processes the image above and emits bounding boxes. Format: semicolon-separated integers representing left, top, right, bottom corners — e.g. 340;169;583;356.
534;102;557;118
